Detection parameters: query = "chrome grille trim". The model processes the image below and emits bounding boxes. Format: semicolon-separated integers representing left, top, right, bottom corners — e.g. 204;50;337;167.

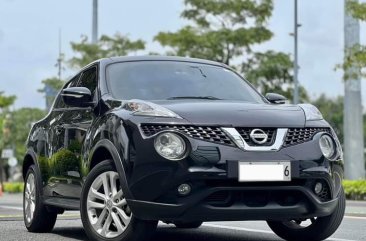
222;128;288;151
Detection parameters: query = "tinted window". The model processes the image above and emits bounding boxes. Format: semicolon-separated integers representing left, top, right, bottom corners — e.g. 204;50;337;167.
54;74;80;109
77;67;97;98
106;61;263;103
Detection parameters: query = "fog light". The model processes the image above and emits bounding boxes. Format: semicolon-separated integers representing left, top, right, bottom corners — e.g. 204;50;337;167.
314;182;323;194
178;184;191;196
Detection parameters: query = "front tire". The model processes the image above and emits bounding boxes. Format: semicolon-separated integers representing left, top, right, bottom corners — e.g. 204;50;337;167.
267;188;346;241
23;165;57;232
81;160;157;241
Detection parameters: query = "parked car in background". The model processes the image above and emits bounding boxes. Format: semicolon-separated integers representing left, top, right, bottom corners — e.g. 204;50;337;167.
23;56;345;241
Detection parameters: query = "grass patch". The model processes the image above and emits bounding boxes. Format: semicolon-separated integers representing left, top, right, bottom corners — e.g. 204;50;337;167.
2;182;24;193
343;180;366;201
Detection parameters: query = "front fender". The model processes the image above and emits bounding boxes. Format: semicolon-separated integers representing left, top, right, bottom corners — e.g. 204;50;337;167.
89;139;134;199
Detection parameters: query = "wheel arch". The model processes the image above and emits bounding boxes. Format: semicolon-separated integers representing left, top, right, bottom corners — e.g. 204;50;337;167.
22;149;40;180
89;146;113;170
88;139;134;199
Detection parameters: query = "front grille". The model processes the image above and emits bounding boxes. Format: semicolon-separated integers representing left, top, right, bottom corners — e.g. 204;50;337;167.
237;128;276;146
205;191;231;204
141;125;333;148
140;124;234;146
284;128;332;147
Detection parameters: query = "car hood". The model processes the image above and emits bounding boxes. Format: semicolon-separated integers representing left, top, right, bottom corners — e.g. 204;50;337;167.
151;100;306;127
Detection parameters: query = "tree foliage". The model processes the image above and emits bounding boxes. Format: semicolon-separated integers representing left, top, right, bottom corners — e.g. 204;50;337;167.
0;92;16;110
347;0;366;21
312;94;344;142
312;94;366;159
155;0;273;65
69;33;145;68
0;108;45;162
38;77;65;110
38;77;65;93
340;0;366;80
242;51;308;102
10;108;46;161
154;0;299;100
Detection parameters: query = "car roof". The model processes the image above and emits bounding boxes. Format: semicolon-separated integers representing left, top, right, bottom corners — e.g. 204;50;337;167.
98;55;228;68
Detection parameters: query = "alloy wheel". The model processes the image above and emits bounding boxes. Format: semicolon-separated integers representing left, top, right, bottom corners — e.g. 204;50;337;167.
87;171;132;238
24;173;36;224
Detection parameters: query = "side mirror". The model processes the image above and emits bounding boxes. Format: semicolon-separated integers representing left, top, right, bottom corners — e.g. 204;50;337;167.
61;87;93;107
265;93;287;104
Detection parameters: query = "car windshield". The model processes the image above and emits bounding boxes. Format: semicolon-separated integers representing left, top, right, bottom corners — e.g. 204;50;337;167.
106;61;264;103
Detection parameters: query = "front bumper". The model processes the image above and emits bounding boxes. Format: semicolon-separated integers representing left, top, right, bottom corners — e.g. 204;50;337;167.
123;121;344;222
127;184;339;222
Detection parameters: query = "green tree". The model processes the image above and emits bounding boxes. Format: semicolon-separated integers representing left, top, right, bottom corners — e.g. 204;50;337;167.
341;0;366;79
38;78;65;92
38;77;66;109
242;51;309;101
154;0;298;99
0;92;16;109
0;91;16;149
38;33;145;108
155;0;273;65
69;33;145;68
311;95;366;167
11;108;46;161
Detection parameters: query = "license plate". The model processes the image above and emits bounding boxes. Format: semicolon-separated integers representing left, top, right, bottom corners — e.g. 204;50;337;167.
238;162;291;182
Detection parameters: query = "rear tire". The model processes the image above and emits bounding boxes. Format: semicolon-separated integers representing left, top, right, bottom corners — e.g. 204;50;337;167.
81;160;157;241
267;188;346;241
174;221;203;229
23;165;57;232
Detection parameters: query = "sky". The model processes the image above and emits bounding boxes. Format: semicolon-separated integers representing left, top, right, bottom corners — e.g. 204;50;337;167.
0;0;365;109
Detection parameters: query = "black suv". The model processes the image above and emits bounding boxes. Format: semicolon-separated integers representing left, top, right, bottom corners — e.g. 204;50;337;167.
23;56;345;241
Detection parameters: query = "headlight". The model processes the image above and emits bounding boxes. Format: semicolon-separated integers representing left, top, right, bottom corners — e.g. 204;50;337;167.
319;135;335;159
123;100;181;118
299;104;323;121
154;132;187;160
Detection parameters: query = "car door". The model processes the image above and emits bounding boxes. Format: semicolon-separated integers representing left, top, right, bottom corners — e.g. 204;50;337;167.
45;74;81;197
48;66;98;199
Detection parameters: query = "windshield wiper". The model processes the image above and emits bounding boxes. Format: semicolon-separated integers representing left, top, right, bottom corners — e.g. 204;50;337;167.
167;96;223;100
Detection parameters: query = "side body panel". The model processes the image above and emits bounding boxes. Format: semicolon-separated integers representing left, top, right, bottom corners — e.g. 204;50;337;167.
25;64;100;200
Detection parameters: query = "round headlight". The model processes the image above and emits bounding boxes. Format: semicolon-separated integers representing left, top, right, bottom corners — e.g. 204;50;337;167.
319;135;335;159
154;132;187;160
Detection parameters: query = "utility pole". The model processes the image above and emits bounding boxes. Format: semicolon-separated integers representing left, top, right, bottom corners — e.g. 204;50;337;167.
293;0;300;104
47;28;64;110
56;28;63;81
344;0;365;179
92;0;98;44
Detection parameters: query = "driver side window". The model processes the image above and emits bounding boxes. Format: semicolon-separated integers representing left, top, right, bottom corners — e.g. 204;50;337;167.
53;74;80;109
77;67;97;100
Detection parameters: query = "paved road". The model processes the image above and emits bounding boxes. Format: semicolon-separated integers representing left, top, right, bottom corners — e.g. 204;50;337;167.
0;194;365;241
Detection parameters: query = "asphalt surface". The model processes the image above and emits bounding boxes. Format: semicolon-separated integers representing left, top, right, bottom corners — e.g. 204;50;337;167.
0;194;365;241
